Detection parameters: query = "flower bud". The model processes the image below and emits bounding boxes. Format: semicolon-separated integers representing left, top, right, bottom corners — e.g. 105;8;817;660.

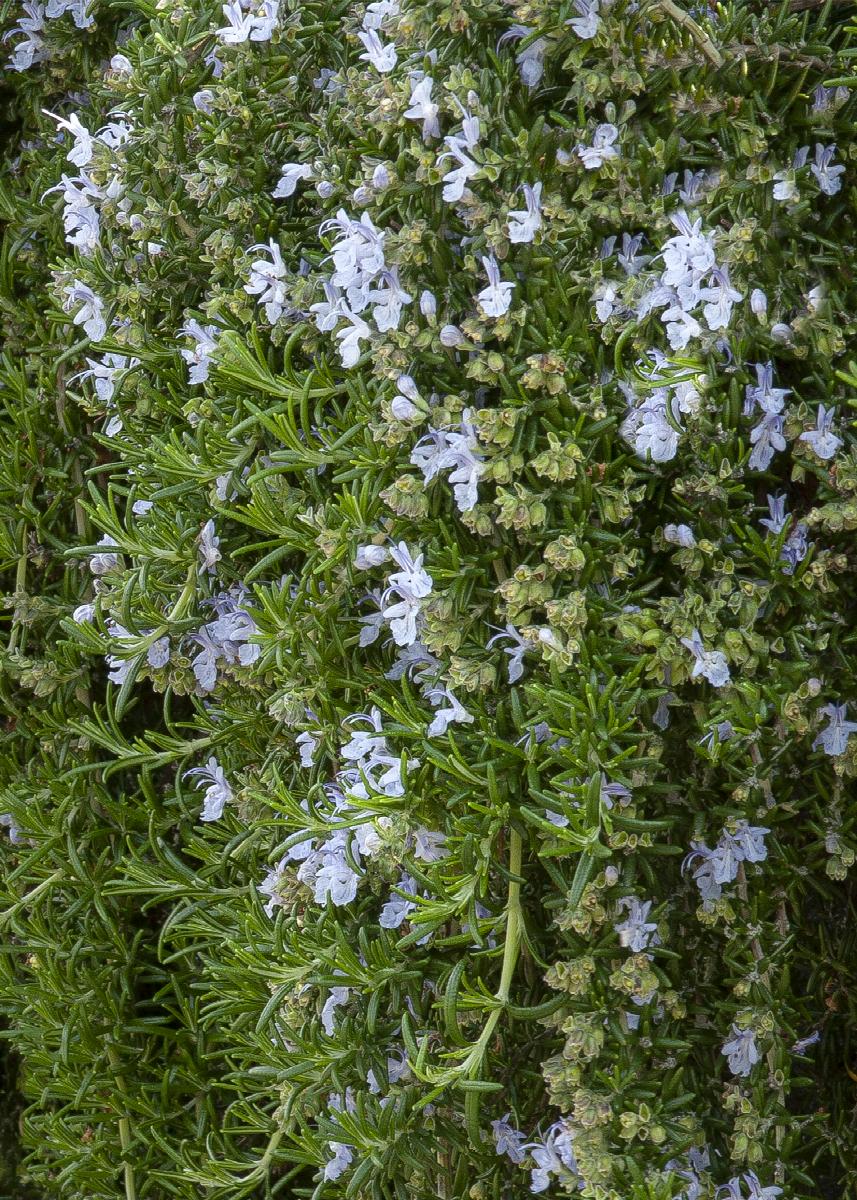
396;374;419;401
440;324;464;347
749;288;767;318
391;395;419;420
354;544;389;569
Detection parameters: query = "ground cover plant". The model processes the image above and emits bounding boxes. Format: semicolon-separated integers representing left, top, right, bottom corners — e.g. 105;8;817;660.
2;0;857;1197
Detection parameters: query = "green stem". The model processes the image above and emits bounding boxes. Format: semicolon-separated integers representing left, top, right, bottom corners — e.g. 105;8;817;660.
7;539;28;654
164;563;198;624
463;828;524;1078
0;869;64;928
107;1045;136;1200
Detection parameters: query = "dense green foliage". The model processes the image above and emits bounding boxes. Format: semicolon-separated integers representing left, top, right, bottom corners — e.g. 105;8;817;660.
2;0;857;1197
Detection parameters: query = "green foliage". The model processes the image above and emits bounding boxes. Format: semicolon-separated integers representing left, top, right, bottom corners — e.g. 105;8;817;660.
1;0;857;1198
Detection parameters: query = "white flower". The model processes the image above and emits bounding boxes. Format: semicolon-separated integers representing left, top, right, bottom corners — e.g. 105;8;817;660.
577;123;619;170
369;267;412;332
44;171;105;256
507;181;542;244
43;110;93;167
391;393;419;420
335;308;372;368
244;239;289;323
357;27;396;72
411;410;483;512
296;730;319;768
439;140;480;202
216;0;255;42
49;0;93;27
730;821;770;865
772;171;797;202
62;281;106;341
798;404;842;460
618;232;650;276
525;1120;579;1193
362;0;399;28
662;306;701;351
185;757;233;822
273;161;311;198
110;53;133;73
180;319;219;385
71;352;138;404
189;591;261;693
72;602;95;622
476;254;514;318
680;628;730;687
424;684;473;737
298;830;361;906
699;266;742;332
147;636;170;668
404;75;440;139
310;282;344;333
249;0;278;39
320;985;350;1035
498;25;547;89
98;119;133;149
258;856;288;916
419;289;437;318
379;542;433;646
661;210;717;288
759;492;788;535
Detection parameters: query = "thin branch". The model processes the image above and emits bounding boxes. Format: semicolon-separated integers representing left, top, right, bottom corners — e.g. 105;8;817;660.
652;0;725;68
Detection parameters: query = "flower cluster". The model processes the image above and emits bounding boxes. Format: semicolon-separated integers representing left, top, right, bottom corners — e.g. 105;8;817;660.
2;0;857;1197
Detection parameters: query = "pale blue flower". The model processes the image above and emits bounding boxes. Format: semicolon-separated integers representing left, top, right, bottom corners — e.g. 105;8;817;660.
798;404;842;460
813;703;857;757
491;1113;527;1163
810;143;845;196
721;1024;760;1077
